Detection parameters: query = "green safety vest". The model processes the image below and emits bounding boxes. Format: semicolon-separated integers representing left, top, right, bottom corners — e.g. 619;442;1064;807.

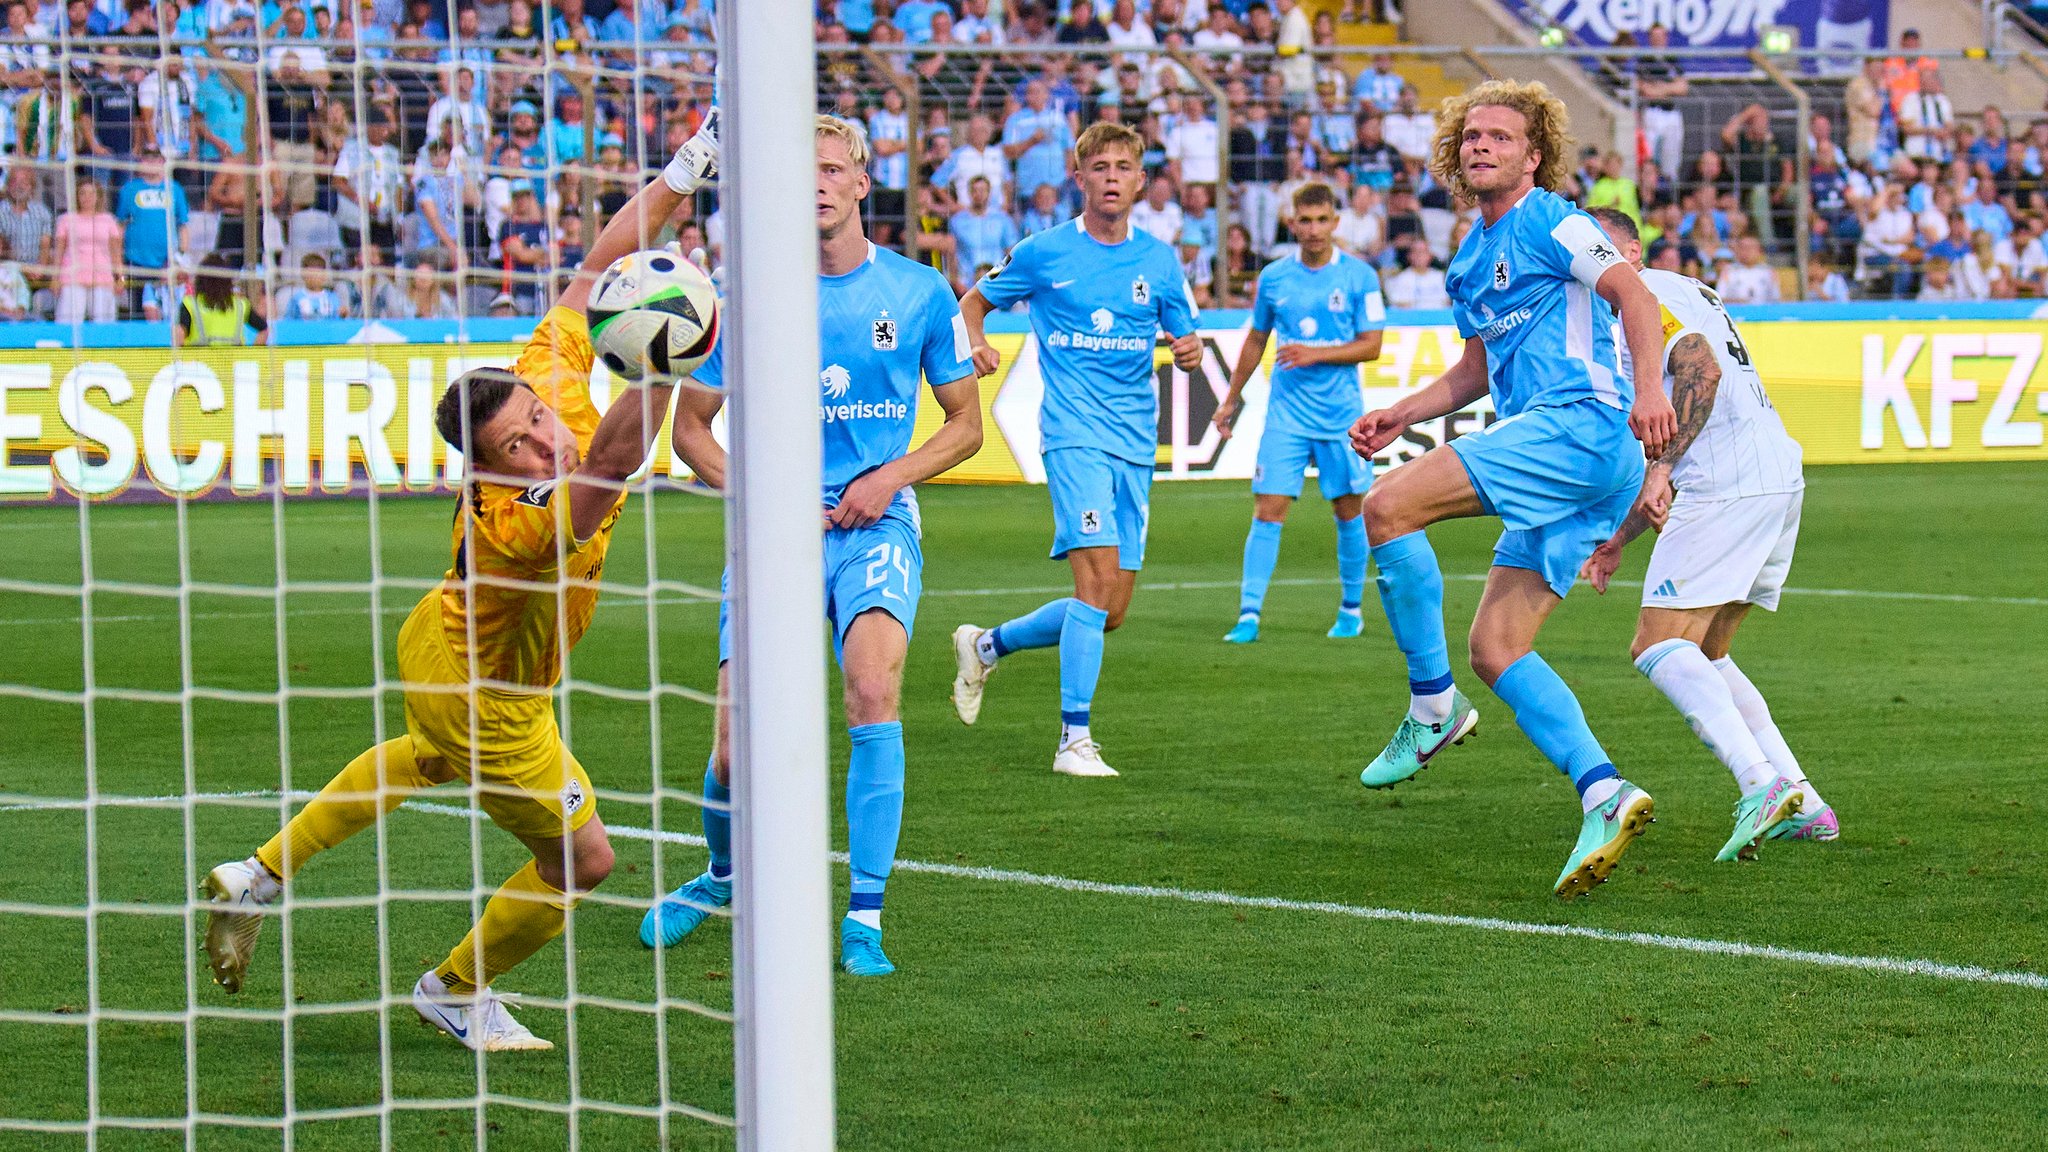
182;295;249;346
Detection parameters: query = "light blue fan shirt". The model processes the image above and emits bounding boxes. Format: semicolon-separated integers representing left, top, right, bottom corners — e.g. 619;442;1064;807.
694;243;973;522
974;217;1200;465
1444;187;1633;419
1250;249;1386;438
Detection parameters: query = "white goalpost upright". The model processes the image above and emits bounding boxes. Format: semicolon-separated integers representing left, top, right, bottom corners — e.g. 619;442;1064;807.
720;3;838;1150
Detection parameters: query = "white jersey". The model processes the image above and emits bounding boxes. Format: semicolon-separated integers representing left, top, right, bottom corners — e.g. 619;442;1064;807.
1639;269;1804;500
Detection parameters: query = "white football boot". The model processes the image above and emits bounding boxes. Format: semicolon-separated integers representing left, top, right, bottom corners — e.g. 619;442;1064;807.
413;970;553;1052
950;624;997;725
1052;735;1119;778
201;856;281;994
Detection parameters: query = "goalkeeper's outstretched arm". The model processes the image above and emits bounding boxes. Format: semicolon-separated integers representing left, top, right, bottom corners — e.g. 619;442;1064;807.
558;110;721;315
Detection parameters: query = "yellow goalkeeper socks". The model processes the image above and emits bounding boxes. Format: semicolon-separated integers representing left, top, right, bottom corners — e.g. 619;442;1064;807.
435;860;572;996
256;737;434;880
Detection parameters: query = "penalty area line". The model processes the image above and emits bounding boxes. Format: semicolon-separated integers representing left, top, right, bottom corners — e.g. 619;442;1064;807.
7;789;2030;994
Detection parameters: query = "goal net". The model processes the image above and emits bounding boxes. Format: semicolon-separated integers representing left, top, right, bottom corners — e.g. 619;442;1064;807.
0;2;831;1148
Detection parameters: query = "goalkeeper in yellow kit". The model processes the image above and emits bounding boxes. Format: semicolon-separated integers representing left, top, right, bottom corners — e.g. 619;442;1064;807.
199;116;721;1052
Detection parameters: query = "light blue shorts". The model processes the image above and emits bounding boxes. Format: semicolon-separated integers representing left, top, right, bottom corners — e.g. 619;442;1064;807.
1252;427;1372;500
1045;446;1151;571
718;513;922;665
1449;400;1645;598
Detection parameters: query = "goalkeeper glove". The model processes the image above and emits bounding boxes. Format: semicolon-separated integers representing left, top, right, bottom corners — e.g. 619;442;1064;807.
663;107;721;195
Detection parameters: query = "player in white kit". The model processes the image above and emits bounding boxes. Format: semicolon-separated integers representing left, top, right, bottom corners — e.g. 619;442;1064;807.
1580;208;1838;862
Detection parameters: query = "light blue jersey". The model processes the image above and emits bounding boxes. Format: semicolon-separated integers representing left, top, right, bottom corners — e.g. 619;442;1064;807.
1250;249;1385;438
695;242;972;524
1445;187;1632;418
975;217;1199;465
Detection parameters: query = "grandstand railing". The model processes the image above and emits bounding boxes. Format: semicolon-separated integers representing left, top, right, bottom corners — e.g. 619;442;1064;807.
0;37;2040;313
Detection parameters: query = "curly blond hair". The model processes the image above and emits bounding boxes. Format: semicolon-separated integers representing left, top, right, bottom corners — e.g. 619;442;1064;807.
1428;80;1574;201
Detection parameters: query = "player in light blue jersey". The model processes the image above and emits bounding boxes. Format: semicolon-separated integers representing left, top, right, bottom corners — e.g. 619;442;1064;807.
950;121;1202;778
1346;81;1678;899
644;116;983;976
1212;182;1386;644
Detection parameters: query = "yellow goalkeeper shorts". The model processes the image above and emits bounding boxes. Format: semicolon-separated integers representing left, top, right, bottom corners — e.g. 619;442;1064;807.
396;597;596;841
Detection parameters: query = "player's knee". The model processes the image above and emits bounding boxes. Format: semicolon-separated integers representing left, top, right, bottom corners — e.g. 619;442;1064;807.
842;670;901;727
1466;638;1525;686
710;747;732;788
1103;606;1127;632
573;834;615;891
1362;484;1405;540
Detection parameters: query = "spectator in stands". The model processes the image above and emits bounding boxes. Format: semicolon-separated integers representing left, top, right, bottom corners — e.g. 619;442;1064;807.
1809;143;1857;247
1882;28;1936;115
1192;3;1244;62
115;149;187;321
407;137;470;267
1807;254;1851;302
1179;228;1213;309
1273;0;1313;105
335;108;405;261
429;66;492;162
387;259;461;319
1003;79;1073;213
1334;181;1383;259
1311;78;1356;155
1383;236;1446;309
1900;70;1954;163
1858;183;1915;292
1973;106;2010;174
1715;234;1778;304
1995;215;2048;289
1348;112;1396;194
0;234;34;320
265;52;325;213
1217;220;1255;307
1131;173;1184;245
1845;57;1885;167
949;174;1019;292
1634;23;1687;185
1584;151;1640;226
942;113;1010;209
1019;181;1063;236
1165;94;1219;194
1351;51;1401;115
1380;85;1430;163
1962;178;2014;245
0;167;55;288
867;84;911;230
954;0;1003;44
1229;99;1284;252
1057;0;1108;44
1720;103;1793;245
1956;231;2006;300
1915;254;1964;301
53;179;120;324
138;56;196;163
498;182;549;310
278;252;357;319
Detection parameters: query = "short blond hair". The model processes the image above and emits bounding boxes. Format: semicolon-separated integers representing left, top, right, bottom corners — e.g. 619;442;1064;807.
1075;121;1144;165
1428;79;1574;201
817;113;872;169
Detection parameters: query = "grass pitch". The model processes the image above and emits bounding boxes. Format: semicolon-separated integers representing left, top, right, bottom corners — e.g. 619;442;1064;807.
1;462;2044;1151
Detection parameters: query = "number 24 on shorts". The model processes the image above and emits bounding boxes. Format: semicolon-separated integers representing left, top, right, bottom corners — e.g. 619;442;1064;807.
864;543;912;602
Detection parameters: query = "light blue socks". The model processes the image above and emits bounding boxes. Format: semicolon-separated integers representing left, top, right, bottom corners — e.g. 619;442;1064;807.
1237;519;1283;618
1370;530;1453;692
846;721;905;927
1494;652;1616;799
1335;513;1367;614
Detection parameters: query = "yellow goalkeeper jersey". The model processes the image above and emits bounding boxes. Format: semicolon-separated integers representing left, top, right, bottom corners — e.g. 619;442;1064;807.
430;307;628;690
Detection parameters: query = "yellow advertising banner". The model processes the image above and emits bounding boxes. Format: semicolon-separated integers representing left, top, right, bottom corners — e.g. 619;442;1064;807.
2;319;2042;501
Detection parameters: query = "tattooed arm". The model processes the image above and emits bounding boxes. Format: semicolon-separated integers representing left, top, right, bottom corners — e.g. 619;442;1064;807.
1582;333;1722;593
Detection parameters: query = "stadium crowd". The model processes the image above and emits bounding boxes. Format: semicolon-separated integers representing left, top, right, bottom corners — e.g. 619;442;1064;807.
0;0;2042;329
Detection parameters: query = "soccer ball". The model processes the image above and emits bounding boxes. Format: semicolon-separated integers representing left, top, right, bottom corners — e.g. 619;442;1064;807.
586;249;720;383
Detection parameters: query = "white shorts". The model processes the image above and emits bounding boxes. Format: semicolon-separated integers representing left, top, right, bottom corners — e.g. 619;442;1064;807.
1642;488;1802;612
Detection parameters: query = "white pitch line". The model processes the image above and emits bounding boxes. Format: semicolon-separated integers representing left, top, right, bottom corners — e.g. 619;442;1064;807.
2;573;2042;630
4;789;2044;994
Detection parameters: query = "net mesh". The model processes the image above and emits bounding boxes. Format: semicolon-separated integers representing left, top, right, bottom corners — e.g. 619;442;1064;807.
0;10;739;1148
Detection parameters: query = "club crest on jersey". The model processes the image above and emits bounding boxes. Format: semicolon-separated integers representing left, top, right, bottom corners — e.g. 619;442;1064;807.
1131;276;1150;305
513;479;558;508
560;777;586;814
1328;287;1347;313
1080;509;1102;534
872;311;897;351
1492;258;1510;289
